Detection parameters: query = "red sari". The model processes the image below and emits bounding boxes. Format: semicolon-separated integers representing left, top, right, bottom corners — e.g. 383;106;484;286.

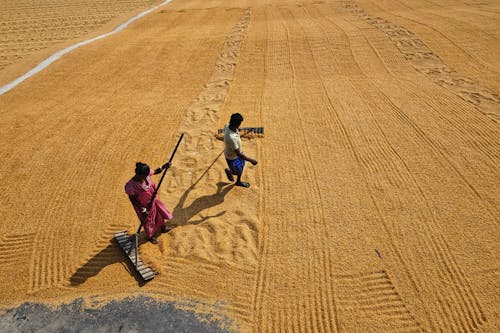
125;172;173;238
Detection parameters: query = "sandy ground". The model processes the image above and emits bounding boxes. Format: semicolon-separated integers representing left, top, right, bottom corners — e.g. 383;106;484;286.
0;0;499;332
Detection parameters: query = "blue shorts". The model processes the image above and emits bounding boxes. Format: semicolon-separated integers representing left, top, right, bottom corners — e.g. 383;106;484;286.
226;157;245;175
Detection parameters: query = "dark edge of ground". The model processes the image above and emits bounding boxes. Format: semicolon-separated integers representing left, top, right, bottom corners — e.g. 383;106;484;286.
0;295;235;333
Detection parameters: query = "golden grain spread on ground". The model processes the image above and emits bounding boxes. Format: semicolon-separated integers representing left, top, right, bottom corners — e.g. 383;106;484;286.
0;0;164;86
0;0;499;332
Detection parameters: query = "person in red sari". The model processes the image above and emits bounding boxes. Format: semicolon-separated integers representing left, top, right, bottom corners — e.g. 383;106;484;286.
125;162;173;244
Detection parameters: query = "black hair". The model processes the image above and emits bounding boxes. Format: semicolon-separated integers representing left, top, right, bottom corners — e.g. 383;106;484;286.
135;162;150;176
229;113;244;127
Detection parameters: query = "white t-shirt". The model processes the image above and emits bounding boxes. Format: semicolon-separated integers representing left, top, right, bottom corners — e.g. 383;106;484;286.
224;124;242;160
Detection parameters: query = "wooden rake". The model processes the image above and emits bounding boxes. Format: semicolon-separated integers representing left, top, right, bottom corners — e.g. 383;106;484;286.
114;133;184;281
216;127;264;140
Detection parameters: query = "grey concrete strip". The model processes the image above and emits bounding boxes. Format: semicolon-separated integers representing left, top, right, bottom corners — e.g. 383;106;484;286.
0;295;235;333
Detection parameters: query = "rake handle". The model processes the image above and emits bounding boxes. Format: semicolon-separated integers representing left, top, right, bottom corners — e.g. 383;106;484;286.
135;233;139;267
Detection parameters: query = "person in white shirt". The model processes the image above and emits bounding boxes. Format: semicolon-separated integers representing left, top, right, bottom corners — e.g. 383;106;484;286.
223;113;258;188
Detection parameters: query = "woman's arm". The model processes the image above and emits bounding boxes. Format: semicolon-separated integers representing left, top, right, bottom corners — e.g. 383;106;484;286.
128;195;149;215
153;162;171;175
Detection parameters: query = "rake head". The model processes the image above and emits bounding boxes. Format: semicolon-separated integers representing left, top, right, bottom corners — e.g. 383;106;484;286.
114;230;155;281
216;127;264;140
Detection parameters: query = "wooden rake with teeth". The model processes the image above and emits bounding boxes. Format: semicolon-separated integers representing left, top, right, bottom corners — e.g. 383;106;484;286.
216;127;264;140
115;133;184;281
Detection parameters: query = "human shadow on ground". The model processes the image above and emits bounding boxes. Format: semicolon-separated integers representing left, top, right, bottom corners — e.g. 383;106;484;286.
69;238;148;287
169;152;234;226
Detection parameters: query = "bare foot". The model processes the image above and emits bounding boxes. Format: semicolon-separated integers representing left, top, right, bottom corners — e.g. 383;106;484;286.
161;225;175;233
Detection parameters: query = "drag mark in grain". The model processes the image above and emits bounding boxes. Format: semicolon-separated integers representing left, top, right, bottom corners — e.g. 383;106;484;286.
252;7;342;333
68;223;131;286
342;1;499;122
251;12;271;326
157;258;255;324
0;233;36;267
282;8;342;331
336;271;424;333
387;0;500;74
299;4;489;331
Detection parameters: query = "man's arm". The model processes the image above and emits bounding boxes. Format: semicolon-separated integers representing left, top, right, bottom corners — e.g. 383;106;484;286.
235;149;258;165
